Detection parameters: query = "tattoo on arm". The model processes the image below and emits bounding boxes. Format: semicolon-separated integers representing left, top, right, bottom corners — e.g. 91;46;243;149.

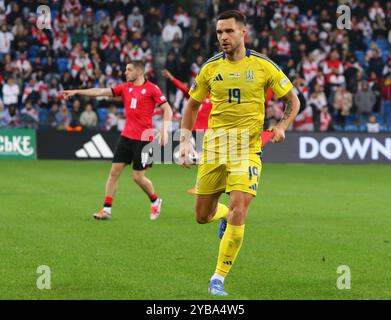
279;91;294;123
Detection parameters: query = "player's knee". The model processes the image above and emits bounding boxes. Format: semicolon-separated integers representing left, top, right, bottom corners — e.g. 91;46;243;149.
195;206;209;224
229;204;247;224
132;171;143;184
196;215;209;224
109;168;122;180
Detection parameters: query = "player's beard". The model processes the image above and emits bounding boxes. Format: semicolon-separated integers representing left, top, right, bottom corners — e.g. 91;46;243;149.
220;41;240;55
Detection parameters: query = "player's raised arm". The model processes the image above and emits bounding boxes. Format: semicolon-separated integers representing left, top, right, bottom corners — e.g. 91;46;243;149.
158;101;173;145
270;89;300;143
179;97;201;167
61;88;113;101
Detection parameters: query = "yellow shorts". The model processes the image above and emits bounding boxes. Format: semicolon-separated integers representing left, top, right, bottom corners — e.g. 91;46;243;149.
195;152;263;196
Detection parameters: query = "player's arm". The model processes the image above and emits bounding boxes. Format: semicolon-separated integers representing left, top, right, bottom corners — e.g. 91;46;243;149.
270;89;300;143
158;102;173;145
179;97;201;167
62;88;113;100
161;69;190;98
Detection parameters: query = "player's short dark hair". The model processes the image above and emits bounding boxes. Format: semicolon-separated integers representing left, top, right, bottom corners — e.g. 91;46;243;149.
217;10;246;25
128;60;145;71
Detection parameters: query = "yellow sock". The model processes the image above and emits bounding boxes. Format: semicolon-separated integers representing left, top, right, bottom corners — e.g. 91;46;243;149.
209;203;229;223
214;223;245;277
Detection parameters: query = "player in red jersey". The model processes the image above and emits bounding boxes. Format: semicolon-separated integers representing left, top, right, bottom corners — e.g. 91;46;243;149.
62;61;173;220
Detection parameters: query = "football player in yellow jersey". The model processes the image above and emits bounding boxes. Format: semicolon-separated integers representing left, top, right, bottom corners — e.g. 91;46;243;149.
179;10;300;296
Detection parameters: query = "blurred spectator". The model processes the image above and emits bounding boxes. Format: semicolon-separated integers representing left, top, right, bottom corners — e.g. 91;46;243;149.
2;78;20;108
47;102;61;129
0;24;13;59
334;87;353;128
43;56;61;83
53;29;72;56
366;115;381;133
57;104;72;130
144;7;163;53
320;106;332;132
6;105;21;128
14;51;32;80
0;101;10;128
293;106;314;131
162;18;182;54
127;6;144;31
69;99;82;129
80;102;98;129
266;95;284;127
354;81;376;121
308;84;327;131
100;26;121;52
174;5;191;45
71;49;93;82
20;100;39;129
104;104;119;131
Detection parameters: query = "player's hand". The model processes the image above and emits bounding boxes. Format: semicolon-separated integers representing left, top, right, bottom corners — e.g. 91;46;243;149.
158;128;169;145
161;69;173;80
61;90;78;101
179;141;196;168
268;125;285;143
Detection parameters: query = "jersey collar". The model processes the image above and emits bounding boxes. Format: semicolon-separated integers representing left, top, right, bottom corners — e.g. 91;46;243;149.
222;48;251;59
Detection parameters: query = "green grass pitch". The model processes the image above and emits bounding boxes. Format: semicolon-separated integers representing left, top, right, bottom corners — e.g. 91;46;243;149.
1;160;390;299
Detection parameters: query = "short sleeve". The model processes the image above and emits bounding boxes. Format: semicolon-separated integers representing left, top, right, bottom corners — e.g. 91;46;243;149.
152;84;168;106
112;83;125;97
189;68;209;103
266;63;294;98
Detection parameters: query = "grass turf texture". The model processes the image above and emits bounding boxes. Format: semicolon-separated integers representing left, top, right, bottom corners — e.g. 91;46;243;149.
0;160;390;300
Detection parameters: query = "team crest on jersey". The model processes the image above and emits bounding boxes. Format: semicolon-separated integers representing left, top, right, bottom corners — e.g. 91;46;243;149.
245;70;254;81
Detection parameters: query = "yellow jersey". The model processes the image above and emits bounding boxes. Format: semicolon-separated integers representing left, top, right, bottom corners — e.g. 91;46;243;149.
189;49;293;157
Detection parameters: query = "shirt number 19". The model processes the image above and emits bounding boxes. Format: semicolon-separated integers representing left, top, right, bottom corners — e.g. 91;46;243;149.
228;88;241;104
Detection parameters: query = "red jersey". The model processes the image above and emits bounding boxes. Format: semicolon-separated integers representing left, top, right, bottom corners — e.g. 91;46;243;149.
112;80;167;141
171;77;211;131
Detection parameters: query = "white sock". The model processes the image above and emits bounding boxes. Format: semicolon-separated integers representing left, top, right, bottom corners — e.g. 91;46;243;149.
211;273;225;283
103;207;112;214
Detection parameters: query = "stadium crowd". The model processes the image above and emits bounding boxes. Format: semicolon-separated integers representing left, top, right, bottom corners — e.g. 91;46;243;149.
0;0;390;133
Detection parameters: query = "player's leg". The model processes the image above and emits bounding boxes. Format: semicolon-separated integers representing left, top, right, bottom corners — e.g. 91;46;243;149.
195;162;229;224
93;136;132;220
132;141;162;220
195;192;225;223
132;169;162;220
209;155;262;295
93;162;126;220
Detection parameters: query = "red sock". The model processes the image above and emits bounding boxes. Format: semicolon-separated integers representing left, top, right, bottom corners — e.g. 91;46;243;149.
104;196;113;207
149;193;158;202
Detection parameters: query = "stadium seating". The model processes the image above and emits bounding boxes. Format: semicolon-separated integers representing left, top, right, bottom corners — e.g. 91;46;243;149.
355;50;365;66
27;45;40;60
56;58;69;74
